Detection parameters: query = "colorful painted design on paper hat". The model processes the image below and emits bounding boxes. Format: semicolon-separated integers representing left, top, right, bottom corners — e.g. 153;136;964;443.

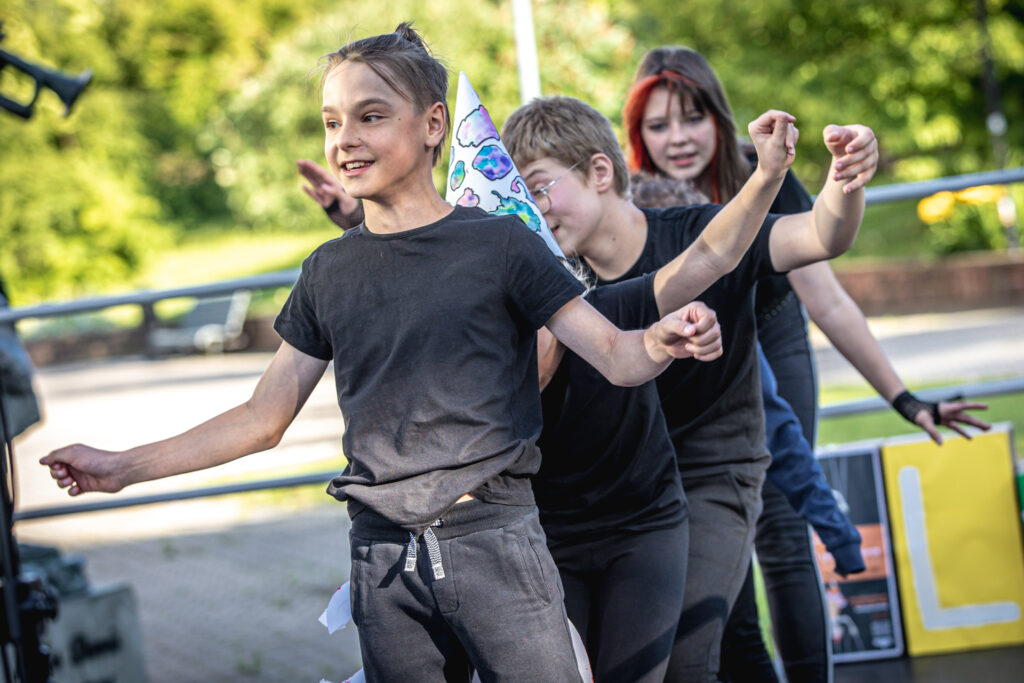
444;72;564;260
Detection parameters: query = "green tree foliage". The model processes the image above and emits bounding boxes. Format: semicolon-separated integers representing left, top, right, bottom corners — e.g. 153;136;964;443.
198;1;640;232
608;0;1024;184
0;0;318;301
1;1;1020;303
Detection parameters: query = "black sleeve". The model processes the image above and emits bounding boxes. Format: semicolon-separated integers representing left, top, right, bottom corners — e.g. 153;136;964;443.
585;273;659;329
273;258;333;361
769;170;813;215
504;220;586;329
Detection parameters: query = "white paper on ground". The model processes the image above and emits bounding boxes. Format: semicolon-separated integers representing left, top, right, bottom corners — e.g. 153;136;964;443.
320;668;365;683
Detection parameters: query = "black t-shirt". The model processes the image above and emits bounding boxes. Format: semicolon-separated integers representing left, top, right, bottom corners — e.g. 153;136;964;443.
275;206;585;532
753;168;813;324
535;273;686;546
598;205;782;476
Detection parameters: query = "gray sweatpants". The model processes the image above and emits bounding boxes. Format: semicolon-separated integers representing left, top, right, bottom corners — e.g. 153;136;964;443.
348;499;581;682
665;468;766;682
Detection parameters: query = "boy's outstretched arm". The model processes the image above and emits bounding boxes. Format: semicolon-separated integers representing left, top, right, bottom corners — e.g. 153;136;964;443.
41;342;329;496
788;261;990;444
769;124;878;272
653;109;797;316
545;297;721;387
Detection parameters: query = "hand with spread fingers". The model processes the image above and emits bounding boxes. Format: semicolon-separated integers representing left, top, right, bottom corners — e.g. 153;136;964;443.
892;390;992;445
920;400;991;445
297;159;364;229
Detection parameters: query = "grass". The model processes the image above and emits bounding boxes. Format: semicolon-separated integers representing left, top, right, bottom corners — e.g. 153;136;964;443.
139;223;339;291
18;221;341;339
818;382;1023;456
837;199;932;264
191;456;347;513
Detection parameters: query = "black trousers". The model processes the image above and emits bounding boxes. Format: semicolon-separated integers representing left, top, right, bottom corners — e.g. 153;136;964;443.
721;292;831;683
666;469;765;682
550;519;690;683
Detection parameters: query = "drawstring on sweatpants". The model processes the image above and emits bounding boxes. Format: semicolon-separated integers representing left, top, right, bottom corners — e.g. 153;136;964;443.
405;520;445;580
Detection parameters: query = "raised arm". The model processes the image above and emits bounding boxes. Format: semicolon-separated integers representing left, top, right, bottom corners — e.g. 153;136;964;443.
788;261;990;444
544;296;720;387
768;125;878;272
41;342;329;496
297;159;364;230
652;110;797;316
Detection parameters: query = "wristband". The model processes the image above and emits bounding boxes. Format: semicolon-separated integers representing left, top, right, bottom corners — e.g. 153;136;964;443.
322;198;364;230
892;390;940;425
323;198;341;217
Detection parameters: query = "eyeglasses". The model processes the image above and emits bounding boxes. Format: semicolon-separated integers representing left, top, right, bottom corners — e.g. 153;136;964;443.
529;162;580;213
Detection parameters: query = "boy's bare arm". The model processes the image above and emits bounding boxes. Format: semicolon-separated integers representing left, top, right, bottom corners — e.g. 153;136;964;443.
545;296;721;387
769;125;877;272
41;342;329;496
653;110;796;317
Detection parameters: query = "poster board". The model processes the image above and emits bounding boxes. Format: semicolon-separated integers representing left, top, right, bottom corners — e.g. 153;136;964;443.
881;423;1024;656
814;442;904;661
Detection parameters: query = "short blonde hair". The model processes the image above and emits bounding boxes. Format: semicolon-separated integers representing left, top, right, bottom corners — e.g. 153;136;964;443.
503;96;630;198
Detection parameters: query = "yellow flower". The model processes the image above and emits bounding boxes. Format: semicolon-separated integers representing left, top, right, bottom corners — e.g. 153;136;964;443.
917;191;956;224
955;185;1005;205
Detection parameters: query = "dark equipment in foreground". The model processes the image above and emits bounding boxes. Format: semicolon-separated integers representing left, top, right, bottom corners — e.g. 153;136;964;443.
0;23;90;119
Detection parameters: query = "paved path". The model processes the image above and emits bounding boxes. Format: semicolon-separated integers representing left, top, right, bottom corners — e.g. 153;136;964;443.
14;354;361;682
810;306;1024;388
10;306;1023;682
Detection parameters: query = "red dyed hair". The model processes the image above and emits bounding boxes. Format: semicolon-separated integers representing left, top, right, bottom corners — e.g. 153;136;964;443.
623;70;722;202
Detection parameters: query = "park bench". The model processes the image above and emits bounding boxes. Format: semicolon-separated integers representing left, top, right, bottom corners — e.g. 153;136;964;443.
147;289;251;355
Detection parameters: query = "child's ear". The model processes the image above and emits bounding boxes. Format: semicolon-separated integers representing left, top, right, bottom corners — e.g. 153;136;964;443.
588;153;617;194
425;101;447;149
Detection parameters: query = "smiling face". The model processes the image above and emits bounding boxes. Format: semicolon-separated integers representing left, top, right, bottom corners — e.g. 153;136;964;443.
640;85;717;184
321;61;443;204
520;158;603;258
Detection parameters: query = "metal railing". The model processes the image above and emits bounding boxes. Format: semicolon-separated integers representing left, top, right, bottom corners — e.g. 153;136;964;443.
14;375;1023;522
2;166;1023;326
6;166;1024;521
863;166;1024;205
0;271;299;325
818;376;1024;419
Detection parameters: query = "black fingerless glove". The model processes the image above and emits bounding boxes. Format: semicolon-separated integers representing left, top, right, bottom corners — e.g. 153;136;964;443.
892;390;940;425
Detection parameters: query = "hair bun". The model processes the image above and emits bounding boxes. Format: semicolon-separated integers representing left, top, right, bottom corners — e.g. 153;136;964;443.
394;21;428;51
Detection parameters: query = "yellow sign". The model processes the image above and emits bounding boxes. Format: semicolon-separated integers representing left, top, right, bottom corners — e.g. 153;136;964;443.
881;425;1024;655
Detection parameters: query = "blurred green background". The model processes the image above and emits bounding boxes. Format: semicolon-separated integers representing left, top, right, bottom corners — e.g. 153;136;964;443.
1;0;1022;305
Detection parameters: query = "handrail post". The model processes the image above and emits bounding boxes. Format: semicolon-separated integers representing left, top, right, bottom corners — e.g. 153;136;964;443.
140;302;157;358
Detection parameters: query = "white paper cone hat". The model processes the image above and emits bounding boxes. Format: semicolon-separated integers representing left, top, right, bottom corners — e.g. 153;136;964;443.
445;72;564;260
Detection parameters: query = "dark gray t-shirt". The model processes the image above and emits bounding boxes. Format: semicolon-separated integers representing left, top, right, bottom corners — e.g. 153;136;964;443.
275;206;585;532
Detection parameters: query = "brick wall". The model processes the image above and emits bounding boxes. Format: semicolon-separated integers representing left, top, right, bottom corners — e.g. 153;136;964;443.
834;251;1024;316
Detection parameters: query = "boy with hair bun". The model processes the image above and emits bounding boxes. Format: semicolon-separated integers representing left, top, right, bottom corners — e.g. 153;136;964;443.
42;23;722;682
